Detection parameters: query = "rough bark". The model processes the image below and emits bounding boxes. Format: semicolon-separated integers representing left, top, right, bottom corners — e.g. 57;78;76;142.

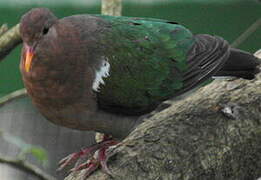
65;66;261;180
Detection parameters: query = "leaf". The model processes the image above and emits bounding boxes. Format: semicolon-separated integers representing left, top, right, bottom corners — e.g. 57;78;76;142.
1;132;49;167
26;147;49;167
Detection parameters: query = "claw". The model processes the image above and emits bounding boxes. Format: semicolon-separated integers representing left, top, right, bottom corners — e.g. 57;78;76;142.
58;153;75;165
57;142;103;171
82;160;100;179
99;147;113;176
57;152;81;171
70;159;94;172
58;135;119;179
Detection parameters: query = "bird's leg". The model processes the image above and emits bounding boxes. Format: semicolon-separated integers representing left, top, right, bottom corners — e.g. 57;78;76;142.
97;134;118;175
57;134;118;177
99;145;112;174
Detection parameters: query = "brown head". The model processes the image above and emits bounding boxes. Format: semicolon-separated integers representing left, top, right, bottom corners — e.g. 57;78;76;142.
19;8;96;108
20;8;57;72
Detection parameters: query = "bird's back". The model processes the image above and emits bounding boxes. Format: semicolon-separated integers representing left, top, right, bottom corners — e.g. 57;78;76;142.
64;15;196;115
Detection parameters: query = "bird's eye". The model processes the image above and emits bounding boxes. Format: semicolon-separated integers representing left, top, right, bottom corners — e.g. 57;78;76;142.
42;27;49;35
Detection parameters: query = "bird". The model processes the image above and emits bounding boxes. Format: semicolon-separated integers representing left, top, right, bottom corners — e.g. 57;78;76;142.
19;8;260;178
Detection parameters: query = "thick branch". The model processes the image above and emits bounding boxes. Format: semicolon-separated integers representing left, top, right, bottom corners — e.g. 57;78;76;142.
0;23;22;61
0;155;57;180
66;55;261;179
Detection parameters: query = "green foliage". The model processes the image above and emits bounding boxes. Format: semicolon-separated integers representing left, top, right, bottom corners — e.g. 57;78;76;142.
1;131;49;167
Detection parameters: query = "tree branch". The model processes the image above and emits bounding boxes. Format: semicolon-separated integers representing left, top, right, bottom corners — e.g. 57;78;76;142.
0;23;22;61
0;24;8;37
0;88;27;108
0;155;57;180
254;49;261;58
231;18;261;48
101;0;122;16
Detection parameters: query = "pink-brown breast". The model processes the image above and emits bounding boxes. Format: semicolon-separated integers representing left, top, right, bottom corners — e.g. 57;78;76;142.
20;20;98;130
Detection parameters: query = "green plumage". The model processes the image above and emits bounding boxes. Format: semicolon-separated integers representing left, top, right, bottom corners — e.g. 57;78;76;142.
93;16;195;114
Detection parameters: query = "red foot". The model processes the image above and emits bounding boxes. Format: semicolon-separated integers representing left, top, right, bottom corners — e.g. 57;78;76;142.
57;135;118;178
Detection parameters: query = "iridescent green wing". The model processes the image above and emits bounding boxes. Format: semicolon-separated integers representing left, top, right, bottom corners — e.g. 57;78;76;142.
95;15;196;114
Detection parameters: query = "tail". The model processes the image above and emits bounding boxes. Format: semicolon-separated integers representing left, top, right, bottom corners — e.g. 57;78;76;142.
214;48;260;80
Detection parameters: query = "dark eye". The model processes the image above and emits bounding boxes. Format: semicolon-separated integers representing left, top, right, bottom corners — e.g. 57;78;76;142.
42;27;49;35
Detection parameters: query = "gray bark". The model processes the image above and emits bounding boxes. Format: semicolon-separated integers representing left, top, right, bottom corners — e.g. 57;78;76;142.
65;68;261;180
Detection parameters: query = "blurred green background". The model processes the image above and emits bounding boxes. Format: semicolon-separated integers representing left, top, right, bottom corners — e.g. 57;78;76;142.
0;0;260;97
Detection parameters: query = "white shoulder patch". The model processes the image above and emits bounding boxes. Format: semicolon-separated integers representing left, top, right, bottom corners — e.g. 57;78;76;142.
92;57;110;92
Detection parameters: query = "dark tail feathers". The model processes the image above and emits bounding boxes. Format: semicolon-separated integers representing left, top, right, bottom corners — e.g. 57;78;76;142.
214;48;260;80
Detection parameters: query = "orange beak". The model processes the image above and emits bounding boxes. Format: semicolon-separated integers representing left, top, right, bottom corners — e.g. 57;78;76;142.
24;46;34;72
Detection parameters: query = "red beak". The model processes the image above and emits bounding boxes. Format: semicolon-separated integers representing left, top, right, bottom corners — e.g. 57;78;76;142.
24;44;34;72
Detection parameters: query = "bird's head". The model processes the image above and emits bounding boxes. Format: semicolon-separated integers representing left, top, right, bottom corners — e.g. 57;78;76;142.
20;8;57;72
